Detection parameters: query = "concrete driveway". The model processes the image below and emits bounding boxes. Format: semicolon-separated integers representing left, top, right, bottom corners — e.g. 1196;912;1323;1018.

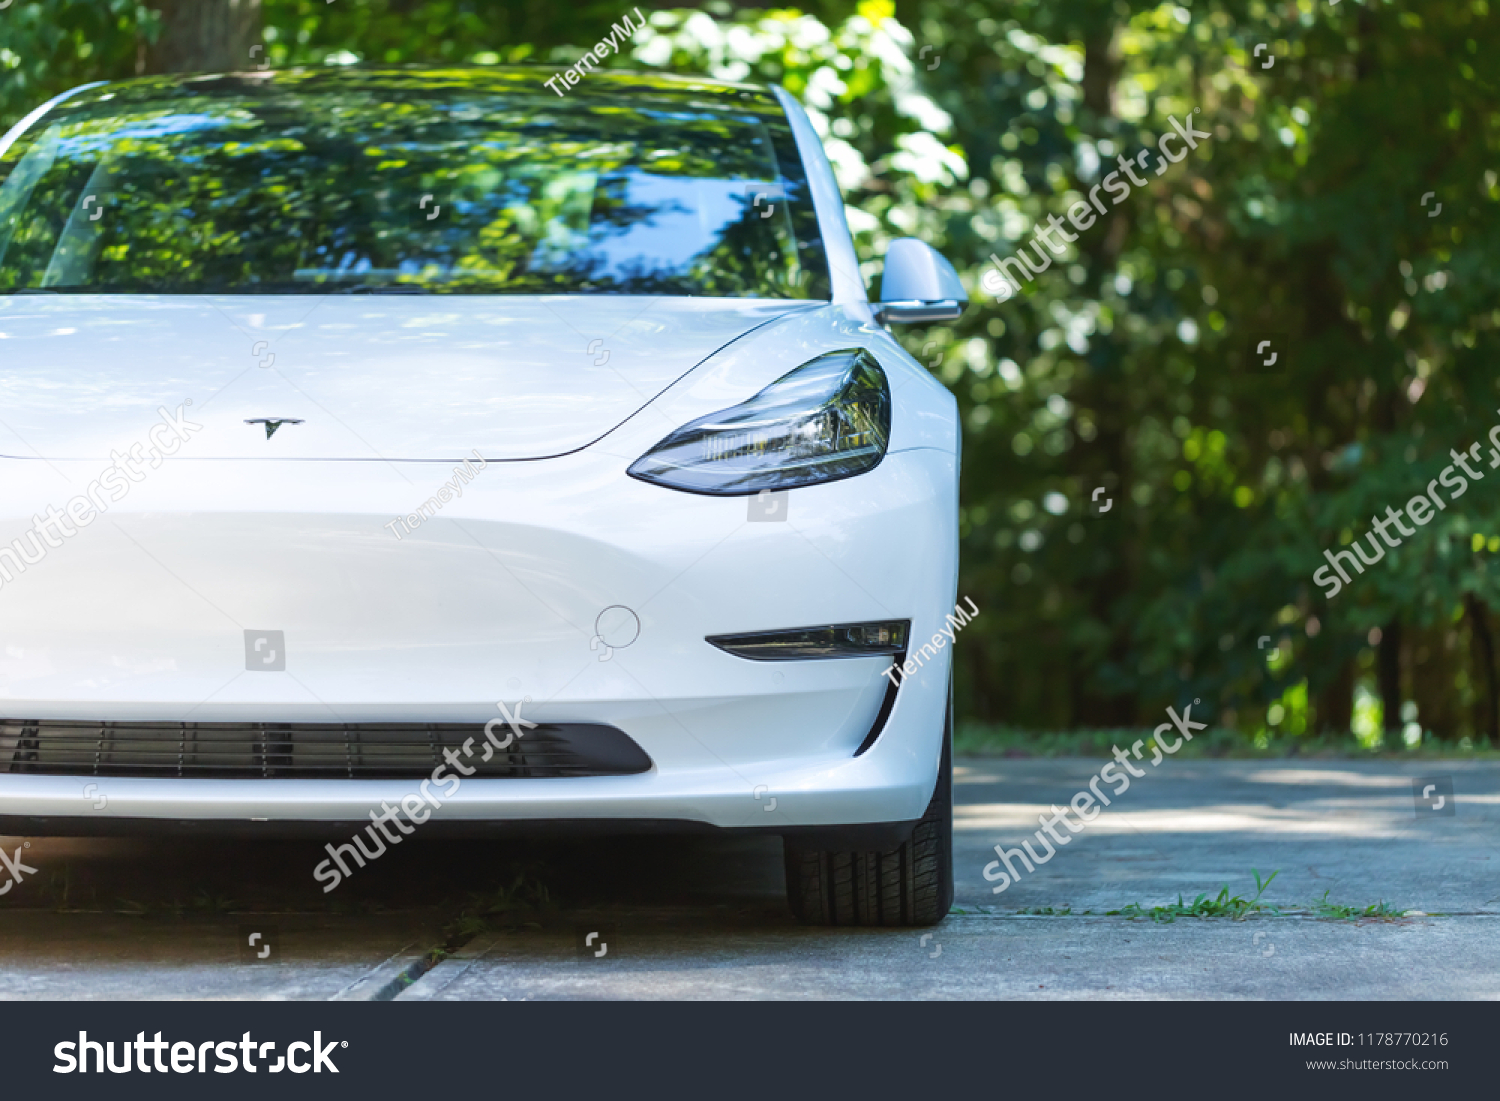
1;757;1496;999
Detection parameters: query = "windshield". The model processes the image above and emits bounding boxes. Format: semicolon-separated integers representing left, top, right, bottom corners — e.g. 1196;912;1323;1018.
0;71;831;297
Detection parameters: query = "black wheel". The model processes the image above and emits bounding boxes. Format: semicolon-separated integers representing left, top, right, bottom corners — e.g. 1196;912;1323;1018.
783;693;953;927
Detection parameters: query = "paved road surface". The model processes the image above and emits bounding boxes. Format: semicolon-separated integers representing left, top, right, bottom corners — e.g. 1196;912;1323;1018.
1;759;1495;999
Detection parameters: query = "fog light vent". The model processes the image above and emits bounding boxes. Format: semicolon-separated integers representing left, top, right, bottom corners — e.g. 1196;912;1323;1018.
707;620;909;661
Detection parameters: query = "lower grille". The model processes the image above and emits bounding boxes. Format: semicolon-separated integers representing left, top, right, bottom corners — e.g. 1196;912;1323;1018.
0;719;652;779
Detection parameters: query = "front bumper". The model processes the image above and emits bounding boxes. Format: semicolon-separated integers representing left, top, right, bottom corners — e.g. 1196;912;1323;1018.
0;442;957;831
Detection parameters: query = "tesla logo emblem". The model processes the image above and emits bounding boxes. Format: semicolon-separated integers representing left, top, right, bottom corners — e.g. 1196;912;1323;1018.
244;417;304;439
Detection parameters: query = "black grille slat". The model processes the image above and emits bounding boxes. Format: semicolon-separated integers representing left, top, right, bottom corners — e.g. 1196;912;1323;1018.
4;760;622;775
0;719;651;780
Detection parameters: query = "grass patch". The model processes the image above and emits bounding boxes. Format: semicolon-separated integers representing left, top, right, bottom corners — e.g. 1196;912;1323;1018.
954;723;1499;759
1107;869;1281;923
1308;891;1408;922
1097;870;1415;924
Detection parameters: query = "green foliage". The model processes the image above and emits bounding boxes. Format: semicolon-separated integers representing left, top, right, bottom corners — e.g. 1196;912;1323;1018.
952;722;1498;757
901;0;1500;737
0;2;159;130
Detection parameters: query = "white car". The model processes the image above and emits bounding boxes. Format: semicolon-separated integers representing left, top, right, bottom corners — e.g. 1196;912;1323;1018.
0;68;965;926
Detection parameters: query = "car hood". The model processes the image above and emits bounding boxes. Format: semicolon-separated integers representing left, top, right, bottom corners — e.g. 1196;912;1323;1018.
0;296;814;461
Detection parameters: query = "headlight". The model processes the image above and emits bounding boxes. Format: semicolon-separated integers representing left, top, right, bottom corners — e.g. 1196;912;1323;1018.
626;348;891;495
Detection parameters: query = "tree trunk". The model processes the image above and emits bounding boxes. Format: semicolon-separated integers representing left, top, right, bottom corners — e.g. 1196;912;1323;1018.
1314;658;1354;734
1406;621;1461;740
1465;594;1498;744
1376;620;1403;732
144;0;263;76
1068;22;1136;728
1080;26;1121;118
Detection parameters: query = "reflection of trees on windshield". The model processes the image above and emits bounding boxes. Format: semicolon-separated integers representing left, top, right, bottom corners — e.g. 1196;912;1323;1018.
710;188;812;297
0;69;831;298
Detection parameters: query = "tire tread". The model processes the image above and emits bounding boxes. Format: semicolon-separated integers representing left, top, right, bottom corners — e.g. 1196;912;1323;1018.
784;699;953;927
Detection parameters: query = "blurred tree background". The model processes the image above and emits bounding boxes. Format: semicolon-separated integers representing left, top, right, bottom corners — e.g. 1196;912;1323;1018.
3;0;1497;747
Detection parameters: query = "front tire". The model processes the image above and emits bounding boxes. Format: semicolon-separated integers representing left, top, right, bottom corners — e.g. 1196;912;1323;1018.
783;695;953;927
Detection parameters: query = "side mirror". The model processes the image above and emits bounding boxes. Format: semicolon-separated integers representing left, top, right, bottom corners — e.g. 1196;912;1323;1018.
875;238;967;324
